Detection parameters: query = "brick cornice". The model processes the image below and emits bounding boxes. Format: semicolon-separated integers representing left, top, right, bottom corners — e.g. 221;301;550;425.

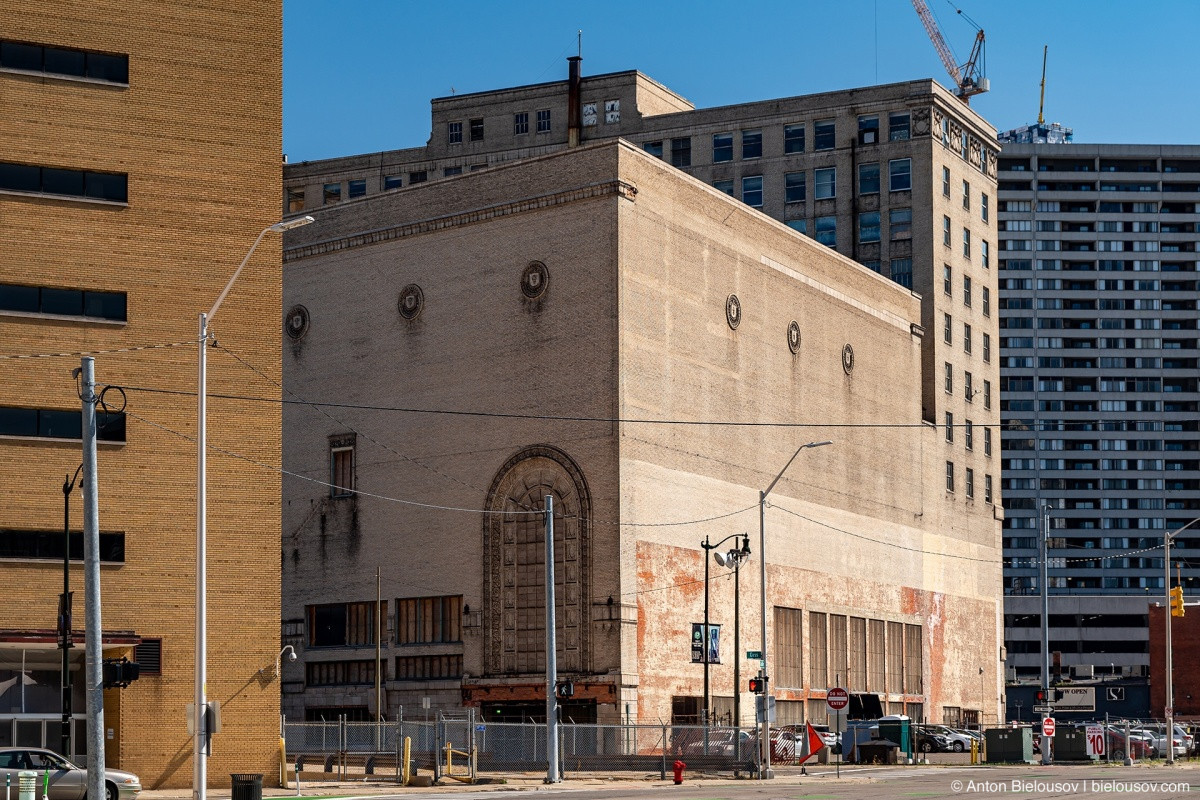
284;178;637;262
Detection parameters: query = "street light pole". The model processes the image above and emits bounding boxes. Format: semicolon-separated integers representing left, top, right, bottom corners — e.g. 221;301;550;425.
715;538;750;741
700;533;750;736
757;440;831;779
1162;515;1200;767
60;465;83;758
194;216;312;800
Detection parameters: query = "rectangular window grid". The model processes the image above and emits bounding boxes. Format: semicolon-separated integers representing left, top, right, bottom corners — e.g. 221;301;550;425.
671;137;691;168
712;133;733;163
889;158;912;191
784;124;805;153
742;129;762;159
396;595;463;644
814;119;835;150
815;167;835;199
447;121;462;144
536;109;551;133
514;112;529;135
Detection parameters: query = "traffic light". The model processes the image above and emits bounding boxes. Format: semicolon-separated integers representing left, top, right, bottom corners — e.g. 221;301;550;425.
102;657;140;689
749;677;765;694
1171;585;1186;618
1035;690;1045;703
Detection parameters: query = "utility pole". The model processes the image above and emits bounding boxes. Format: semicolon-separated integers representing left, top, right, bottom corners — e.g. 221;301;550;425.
544;495;560;783
61;465;83;758
1040;504;1051;766
79;357;106;795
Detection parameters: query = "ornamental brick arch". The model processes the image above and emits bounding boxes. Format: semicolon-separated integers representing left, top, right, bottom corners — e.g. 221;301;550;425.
482;445;592;676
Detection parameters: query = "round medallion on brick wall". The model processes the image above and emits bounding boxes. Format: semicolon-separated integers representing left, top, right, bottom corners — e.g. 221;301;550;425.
398;284;424;320
842;343;855;374
787;320;801;354
726;294;742;330
284;304;309;340
521;261;549;299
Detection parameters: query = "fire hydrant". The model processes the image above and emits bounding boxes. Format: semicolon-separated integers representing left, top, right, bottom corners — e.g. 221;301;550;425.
673;760;686;784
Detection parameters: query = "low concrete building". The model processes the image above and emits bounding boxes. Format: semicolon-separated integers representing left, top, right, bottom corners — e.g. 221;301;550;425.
279;139;1003;729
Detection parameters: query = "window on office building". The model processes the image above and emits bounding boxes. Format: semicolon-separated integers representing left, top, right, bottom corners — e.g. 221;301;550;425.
890;258;913;289
981;240;990;269
308;602;374;647
742;129;762;159
859;162;880;194
383;175;402;190
323;183;340;204
862;259;881;273
815;167;836;199
963;228;971;259
814;119;835;150
944;313;952;344
985;474;993;503
1;40;129;83
286;187;304;213
643;141;663;158
785;172;806;203
713;133;733;163
815;215;837;247
348;179;365;198
742;176;763;208
889;158;912;191
889;112;911;141
966;468;975;499
983;380;992;410
943;265;952;296
981;193;989;222
946;461;955;492
965;371;973;401
469;118;484;141
443;166;462;177
858;115;879;143
965;420;974;450
671;137;691;167
983;333;991;363
964;323;972;353
514;112;529;135
396;595;462;644
984;427;992;457
962;180;970;210
982;287;991;317
963;276;972;307
784;123;805;153
447;121;462;144
536;109;551;133
943;216;951;246
713;179;733;196
859;211;880;243
942;166;950;196
890;208;912;240
945;412;954;442
785;219;807;235
945;362;953;394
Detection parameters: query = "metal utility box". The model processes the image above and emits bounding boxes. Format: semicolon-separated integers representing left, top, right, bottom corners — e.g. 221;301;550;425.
1054;728;1088;760
878;718;911;753
985;727;1034;763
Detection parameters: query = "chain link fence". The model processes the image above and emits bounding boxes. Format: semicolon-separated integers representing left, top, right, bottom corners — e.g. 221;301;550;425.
283;716;761;780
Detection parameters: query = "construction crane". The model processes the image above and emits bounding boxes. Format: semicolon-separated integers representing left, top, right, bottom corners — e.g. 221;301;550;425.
1037;45;1048;125
911;0;989;103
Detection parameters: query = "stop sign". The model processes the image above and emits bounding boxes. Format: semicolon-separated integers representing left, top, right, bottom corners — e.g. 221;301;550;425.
827;687;849;711
1043;717;1056;737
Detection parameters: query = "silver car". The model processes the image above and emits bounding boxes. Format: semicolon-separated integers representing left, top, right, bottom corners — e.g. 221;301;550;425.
0;748;141;800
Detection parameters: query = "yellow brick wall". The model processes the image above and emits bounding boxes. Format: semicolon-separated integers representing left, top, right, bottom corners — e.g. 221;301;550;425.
1;2;282;788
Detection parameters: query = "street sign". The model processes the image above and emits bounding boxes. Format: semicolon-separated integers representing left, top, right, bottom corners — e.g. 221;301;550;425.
1032;704;1053;713
827;686;849;711
1043;717;1056;737
747;650;762;660
1086;725;1104;757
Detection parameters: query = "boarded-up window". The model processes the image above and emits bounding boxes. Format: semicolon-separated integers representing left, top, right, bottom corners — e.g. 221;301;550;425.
887;621;904;692
829;615;848;687
807;698;828;726
808;612;828;688
868;619;886;692
904;623;923;694
330;446;354;497
394;654;462;681
776;699;804;726
306;659;374;685
307;602;374;647
848;617;867;691
775;607;803;689
396;595;462;644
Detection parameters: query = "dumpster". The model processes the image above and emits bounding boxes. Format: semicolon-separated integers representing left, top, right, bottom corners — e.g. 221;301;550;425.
231;773;263;800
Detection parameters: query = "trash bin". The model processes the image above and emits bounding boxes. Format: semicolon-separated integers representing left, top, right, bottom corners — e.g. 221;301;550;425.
231;773;263;800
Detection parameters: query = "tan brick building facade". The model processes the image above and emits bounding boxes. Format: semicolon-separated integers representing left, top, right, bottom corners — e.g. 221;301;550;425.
1;2;283;788
280;140;1004;729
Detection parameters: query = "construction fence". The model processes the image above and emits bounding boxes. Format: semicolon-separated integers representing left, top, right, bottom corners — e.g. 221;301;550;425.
282;715;773;781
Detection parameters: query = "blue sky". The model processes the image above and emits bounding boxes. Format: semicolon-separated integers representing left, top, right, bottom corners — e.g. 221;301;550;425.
284;0;1200;163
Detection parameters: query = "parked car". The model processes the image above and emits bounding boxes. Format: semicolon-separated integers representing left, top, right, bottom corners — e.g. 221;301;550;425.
677;728;754;758
922;724;975;752
1103;727;1154;760
1131;726;1185;758
913;727;952;753
0;748;141;800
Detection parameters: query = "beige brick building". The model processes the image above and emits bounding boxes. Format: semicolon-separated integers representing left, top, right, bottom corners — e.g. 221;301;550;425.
281;138;1004;729
1;2;283;788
